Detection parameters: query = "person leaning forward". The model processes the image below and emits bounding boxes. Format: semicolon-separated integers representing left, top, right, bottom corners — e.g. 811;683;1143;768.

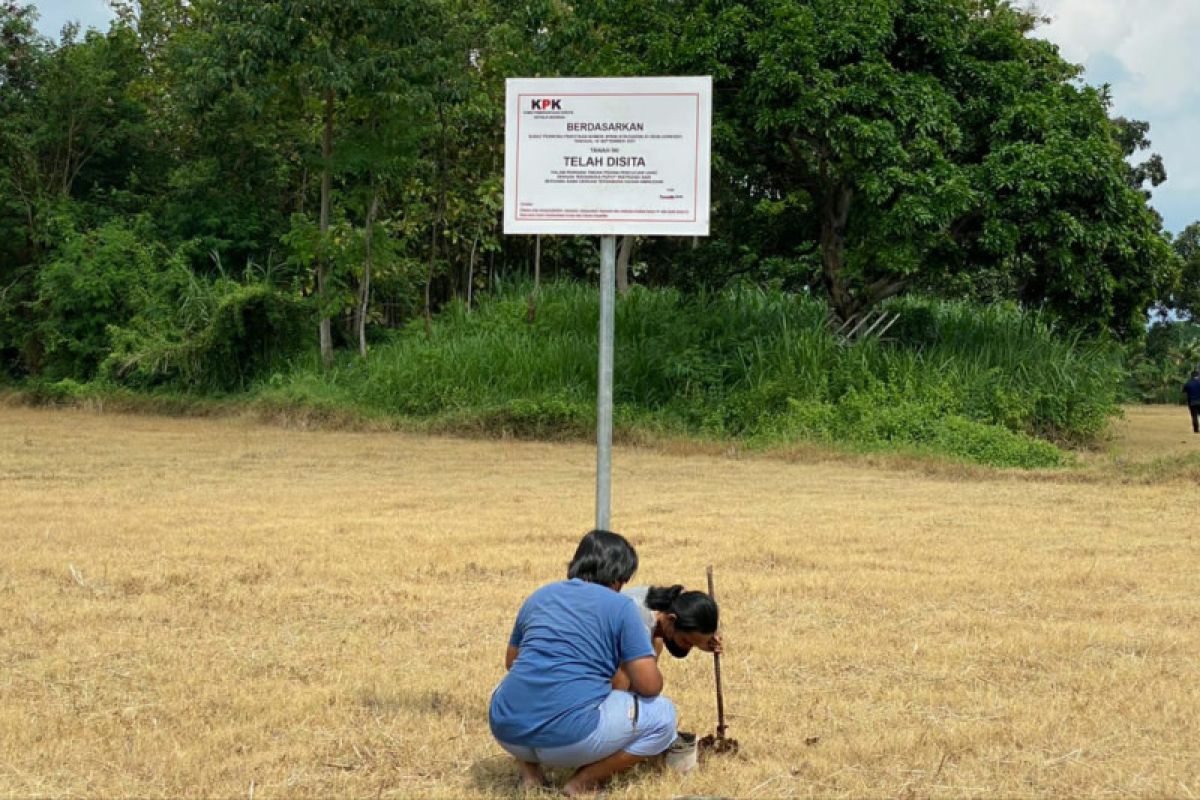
489;530;677;796
1184;370;1200;434
611;584;722;692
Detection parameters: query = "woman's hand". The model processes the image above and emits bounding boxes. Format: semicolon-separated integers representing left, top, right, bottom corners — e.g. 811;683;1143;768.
702;633;724;654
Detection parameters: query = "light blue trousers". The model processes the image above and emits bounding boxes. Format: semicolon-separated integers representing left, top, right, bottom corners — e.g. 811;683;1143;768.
497;690;677;769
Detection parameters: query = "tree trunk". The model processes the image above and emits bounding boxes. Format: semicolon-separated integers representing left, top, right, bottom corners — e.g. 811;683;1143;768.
488;231;495;292
424;219;437;338
819;183;855;320
616;235;634;294
863;274;908;307
356;185;380;358
425;105;447;338
424;186;446;338
297;167;308;216
318;87;335;368
10;152;40;258
466;233;478;313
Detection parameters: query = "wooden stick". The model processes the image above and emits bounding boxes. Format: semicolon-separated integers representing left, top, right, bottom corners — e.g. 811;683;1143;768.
706;564;727;739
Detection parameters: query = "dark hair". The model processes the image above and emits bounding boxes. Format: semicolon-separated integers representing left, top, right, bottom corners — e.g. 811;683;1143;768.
645;584;719;633
567;529;639;586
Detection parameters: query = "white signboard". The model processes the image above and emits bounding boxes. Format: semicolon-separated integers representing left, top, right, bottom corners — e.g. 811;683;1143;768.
504;76;712;237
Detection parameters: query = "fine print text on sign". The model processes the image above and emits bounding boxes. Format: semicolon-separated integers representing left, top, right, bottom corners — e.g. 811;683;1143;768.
504;76;712;237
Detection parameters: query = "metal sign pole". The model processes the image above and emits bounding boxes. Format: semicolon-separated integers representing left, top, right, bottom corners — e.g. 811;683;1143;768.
504;77;711;533
595;235;617;531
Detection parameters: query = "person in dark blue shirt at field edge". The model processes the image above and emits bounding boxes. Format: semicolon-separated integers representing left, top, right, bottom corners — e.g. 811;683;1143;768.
489;530;676;796
1184;370;1200;433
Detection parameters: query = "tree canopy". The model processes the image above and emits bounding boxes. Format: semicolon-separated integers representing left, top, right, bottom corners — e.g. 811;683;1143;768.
0;0;1184;383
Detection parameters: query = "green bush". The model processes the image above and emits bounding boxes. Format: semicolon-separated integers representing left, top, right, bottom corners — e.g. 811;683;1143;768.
765;390;1064;468
0;264;36;379
103;260;311;392
931;416;1063;468
471;396;592;439
21;377;91;404
34;219;161;379
259;282;1121;467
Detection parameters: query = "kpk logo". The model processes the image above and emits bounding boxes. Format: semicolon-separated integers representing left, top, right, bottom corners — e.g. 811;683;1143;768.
530;98;563;111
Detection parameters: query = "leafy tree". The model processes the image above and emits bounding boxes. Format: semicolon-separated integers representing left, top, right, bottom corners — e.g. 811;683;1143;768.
0;3;44;374
0;5;156;375
1126;318;1200;402
1110;116;1168;199
162;4;300;271
929;2;1177;335
418;1;507;327
1169;222;1200;320
1;0;1186;388
736;0;980;319
34;218;161;378
179;0;439;365
1;6;152;247
530;0;1176;333
0;3;45;262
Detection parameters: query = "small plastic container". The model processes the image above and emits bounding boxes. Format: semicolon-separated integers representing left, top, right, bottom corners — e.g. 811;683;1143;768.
665;731;698;773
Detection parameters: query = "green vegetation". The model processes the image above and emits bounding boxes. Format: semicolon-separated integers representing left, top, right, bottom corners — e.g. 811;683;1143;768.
1125;320;1200;403
243;284;1113;468
1;1;1192;468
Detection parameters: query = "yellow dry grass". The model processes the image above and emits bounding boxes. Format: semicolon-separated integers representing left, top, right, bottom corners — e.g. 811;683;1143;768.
1104;405;1200;463
1;406;1198;799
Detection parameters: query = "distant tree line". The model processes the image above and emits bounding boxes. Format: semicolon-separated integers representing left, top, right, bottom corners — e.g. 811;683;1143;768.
0;0;1191;383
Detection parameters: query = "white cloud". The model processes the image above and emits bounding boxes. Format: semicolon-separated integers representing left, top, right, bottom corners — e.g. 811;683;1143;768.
1032;0;1200;232
1034;0;1130;60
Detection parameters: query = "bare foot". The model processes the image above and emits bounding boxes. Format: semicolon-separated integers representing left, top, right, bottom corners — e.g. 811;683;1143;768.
517;761;549;791
561;750;643;796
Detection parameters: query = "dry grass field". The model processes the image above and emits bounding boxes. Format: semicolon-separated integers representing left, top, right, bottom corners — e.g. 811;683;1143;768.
2;405;1198;799
1104;405;1200;463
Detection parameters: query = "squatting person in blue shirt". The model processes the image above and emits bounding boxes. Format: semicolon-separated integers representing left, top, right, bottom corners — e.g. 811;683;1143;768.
1184;370;1200;433
489;530;676;796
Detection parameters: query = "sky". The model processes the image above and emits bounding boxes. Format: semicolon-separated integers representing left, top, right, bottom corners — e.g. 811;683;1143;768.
32;0;112;40
1031;0;1200;235
32;0;1200;235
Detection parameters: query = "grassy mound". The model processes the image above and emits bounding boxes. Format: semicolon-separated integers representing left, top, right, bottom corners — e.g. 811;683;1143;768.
255;283;1122;468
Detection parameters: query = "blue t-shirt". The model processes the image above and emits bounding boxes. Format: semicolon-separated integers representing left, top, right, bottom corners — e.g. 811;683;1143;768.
489;579;655;748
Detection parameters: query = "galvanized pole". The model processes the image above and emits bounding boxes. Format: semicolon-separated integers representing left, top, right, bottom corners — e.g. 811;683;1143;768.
596;235;617;531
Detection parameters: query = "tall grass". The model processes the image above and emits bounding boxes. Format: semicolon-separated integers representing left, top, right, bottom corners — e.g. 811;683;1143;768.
258;283;1123;467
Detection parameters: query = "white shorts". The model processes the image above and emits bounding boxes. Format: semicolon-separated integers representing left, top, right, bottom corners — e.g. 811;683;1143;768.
496;690;676;769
